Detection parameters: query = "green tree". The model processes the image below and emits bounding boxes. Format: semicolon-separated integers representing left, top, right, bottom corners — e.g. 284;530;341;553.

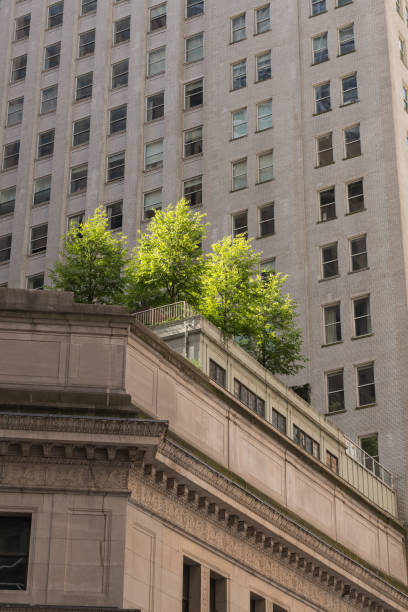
124;199;208;311
48;206;128;304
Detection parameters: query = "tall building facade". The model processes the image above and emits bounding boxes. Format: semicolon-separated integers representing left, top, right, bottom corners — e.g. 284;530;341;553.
1;0;408;517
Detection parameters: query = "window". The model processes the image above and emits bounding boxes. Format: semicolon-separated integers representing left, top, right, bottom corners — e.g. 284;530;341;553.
293;425;320;459
182;558;201;612
81;0;97;15
48;2;64;28
7;98;24;127
44;42;61;70
41;85;58;113
397;0;402;14
256;5;270;34
250;593;266;612
353;296;371;337
144;189;162;219
232;159;247;191
0;187;15;217
145;140;163;170
324;303;341;344
347;179;364;213
257;99;272;131
357;363;376;406
70;164;88;194
112;59;129;88
11;55;27;83
339;24;355;55
314;81;331;114
79;30;95;57
400;37;406;64
311;0;326;16
260;258;276;279
341;73;358;105
272;409;286;435
0;516;31;590
148;46;166;76
183;176;202;206
38;130;55;158
360;434;379;467
184;79;203;109
256;51;271;81
321;243;338;278
232;210;248;237
73;117;90;146
231;13;246;43
258;151;273;183
186;0;204;18
185;33;203;63
114;16;130;44
326;451;339;473
68;212;85;230
337;0;352;5
30;224;48;255
106;201;122;230
184;127;203;157
319;187;336;221
150;4;166;31
273;606;288;612
403;85;408;112
76;72;93;100
107;152;125;181
209;359;226;388
232;108;247;139
146;92;164;121
232;60;246;90
350;235;367;271
312;33;328;64
15;14;31;41
33;175;51;205
110;105;127;134
0;235;12;263
234;379;265;417
3;141;20;171
316;132;333;166
27;274;44;290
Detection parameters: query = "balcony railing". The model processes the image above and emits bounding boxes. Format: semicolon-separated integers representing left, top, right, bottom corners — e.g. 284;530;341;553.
134;301;197;326
345;437;393;489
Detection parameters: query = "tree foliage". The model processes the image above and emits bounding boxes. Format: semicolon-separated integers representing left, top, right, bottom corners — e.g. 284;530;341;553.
48;206;128;304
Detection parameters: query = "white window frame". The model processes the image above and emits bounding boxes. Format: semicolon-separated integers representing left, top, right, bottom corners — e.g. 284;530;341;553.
231;108;247;139
256;99;272;131
185;32;204;63
231;158;248;191
144;139;164;171
255;4;270;35
148;46;166;77
258;150;274;183
231;13;246;43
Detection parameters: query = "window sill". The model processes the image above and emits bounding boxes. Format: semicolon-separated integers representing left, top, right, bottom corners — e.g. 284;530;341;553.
108;129;126;138
337;49;356;58
143;166;163;174
0;212;14;221
230;186;248;193
146;71;166;79
342;154;362;161
312;108;332;117
5;122;23;128
256;232;275;240
229;37;247;45
183;153;203;161
74;97;93;105
145;117;164;126
1;167;19;174
185;13;205;22
355;403;377;410
28;251;47;259
68;191;87;199
0;260;10;268
79;10;97;17
335;1;353;8
309;9;328;17
148;27;167;35
255;126;273;134
39;110;57;117
319;274;340;282
183;104;203;113
46;25;63;32
255;178;275;185
317;217;337;224
105;178;125;185
254;78;272;84
184;58;204;67
9;79;26;86
325;408;347;416
36;155;54;162
110;84;129;94
351;333;374;340
71;143;90;151
254;28;271;36
340;99;359;108
348;266;369;275
311;58;330;67
230;135;248;142
42;66;60;75
77;53;95;61
345;207;366;215
321;340;344;347
32;200;50;209
314;161;335;169
112;39;131;49
230;87;247;93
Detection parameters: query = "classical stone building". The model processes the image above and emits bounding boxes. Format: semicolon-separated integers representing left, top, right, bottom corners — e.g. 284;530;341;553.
0;288;407;611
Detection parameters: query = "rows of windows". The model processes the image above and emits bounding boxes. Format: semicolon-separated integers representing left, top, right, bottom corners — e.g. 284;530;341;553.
326;363;376;413
311;0;352;17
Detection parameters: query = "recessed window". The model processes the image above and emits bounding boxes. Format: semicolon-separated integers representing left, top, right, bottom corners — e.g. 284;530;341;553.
185;32;204;63
272;409;286;434
353;296;371;337
321;242;338;278
0;187;16;217
257;99;272;131
183;558;201;612
312;33;328;64
260;258;276;279
357;363;376;406
48;2;64;29
73;117;90;146
231;13;246;43
68;212;85;230
3;141;20;171
339;24;355;55
145;139;163;170
0;234;12;263
232;159;247;191
146;92;164;121
314;81;331;114
319;187;336;221
106;201;123;230
347;179;364;213
350;235;367;271
256;50;271;81
11;55;27;83
259;203;274;237
38;130;55;158
209;359;226;388
107;152;125;182
114;16;130;44
327;370;344;412
232;108;247;139
41;85;58;114
316;132;333;166
15;14;31;41
33;175;51;205
326;451;339;473
27;274;44;290
293;424;320;459
109;104;127;134
311;0;326;16
70;164;88;194
144;188;162;219
234;378;265;417
30;224;48;255
250;593;266;612
76;72;93;101
342;73;358;105
148;46;166;76
112;59;129;88
232;210;248;237
186;0;204;18
150;4;167;31
232;60;246;90
0;516;31;590
44;42;61;70
337;0;352;6
258;150;274;183
360;433;379;467
324;303;341;344
400;37;407;64
81;0;97;15
255;5;270;34
184;79;203;109
184;126;203;157
79;30;95;57
7;97;24;127
183;176;202;206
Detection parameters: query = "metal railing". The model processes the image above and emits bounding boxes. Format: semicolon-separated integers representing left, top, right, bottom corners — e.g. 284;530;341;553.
345;437;393;489
133;301;197;326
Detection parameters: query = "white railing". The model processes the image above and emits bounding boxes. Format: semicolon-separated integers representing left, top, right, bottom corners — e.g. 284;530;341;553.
133;301;197;326
345;437;393;489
